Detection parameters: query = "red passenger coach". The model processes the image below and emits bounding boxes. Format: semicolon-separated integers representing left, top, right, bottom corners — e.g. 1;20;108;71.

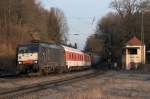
62;46;91;70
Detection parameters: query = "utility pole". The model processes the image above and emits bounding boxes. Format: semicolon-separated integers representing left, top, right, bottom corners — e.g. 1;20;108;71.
106;28;112;69
141;9;150;43
141;11;144;44
141;9;150;64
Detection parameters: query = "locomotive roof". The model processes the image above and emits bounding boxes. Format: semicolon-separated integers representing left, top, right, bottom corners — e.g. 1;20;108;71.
18;42;62;49
62;45;85;54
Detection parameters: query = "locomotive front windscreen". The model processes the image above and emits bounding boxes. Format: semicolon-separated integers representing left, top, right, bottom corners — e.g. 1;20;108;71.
18;45;39;53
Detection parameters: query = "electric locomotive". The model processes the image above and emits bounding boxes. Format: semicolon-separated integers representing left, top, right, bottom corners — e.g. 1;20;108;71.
17;42;65;74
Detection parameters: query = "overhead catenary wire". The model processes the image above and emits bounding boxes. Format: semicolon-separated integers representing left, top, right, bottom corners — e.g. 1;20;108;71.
67;16;98;29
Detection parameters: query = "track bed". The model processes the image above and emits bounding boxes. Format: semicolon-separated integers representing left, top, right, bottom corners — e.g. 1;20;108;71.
0;69;101;98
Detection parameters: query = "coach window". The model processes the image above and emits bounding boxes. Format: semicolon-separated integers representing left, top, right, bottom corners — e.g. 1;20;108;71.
83;56;84;61
74;54;76;60
71;53;72;60
70;53;72;60
66;52;68;59
76;54;77;60
75;54;76;60
69;53;72;60
76;54;77;61
68;53;70;59
68;53;70;60
86;56;88;61
79;55;81;61
73;53;74;60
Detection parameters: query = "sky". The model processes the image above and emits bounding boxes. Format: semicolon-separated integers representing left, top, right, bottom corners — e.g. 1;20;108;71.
39;0;112;50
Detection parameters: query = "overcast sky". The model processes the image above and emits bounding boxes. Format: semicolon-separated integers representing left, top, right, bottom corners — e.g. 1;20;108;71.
39;0;112;50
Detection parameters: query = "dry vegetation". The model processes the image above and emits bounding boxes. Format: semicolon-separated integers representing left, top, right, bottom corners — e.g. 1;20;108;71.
0;0;68;70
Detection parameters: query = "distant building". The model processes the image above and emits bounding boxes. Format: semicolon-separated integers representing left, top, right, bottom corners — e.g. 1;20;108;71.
122;36;146;70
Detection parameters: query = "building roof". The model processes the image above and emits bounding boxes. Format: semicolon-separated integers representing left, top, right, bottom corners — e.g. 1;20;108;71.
127;36;144;46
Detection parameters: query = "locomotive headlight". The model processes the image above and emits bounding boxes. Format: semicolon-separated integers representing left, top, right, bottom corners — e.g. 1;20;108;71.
34;60;38;63
18;61;22;64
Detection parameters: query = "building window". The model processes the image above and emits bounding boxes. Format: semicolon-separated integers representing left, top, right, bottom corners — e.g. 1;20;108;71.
128;48;137;55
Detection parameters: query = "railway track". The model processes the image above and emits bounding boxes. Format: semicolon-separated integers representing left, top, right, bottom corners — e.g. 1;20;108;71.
0;70;103;98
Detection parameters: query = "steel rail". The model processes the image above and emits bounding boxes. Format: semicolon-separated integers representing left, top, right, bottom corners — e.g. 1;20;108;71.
0;70;103;98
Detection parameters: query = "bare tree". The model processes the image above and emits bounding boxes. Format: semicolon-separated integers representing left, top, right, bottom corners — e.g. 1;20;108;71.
0;0;69;68
46;8;68;43
110;0;150;45
92;0;150;64
0;0;68;55
85;34;104;55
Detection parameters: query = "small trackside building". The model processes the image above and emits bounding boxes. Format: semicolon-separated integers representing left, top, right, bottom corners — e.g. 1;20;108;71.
122;36;146;70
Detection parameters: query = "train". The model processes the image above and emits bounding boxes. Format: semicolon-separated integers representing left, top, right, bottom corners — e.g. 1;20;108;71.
88;53;101;66
17;41;91;74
